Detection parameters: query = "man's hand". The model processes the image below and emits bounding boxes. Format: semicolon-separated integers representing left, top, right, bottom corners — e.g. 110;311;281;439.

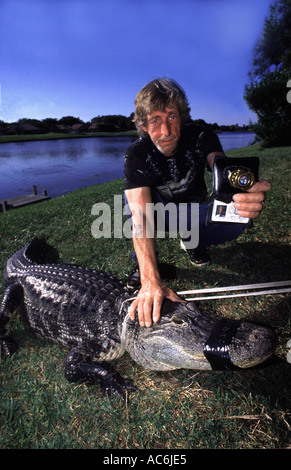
129;279;182;327
232;178;271;219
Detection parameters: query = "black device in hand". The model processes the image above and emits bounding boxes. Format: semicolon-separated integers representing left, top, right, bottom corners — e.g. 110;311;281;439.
207;155;260;224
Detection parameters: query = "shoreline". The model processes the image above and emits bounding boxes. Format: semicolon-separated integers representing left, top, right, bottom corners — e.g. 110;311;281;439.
0;130;138;144
0;129;255;145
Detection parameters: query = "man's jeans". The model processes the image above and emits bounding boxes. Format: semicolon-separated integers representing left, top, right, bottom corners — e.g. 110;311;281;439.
124;190;246;258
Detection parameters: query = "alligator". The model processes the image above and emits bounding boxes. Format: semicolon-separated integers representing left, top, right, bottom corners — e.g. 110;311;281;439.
0;239;277;399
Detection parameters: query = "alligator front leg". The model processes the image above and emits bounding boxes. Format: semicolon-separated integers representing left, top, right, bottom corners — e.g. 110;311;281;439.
0;283;23;357
64;348;137;400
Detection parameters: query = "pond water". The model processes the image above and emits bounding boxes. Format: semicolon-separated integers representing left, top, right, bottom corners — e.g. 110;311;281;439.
0;132;255;200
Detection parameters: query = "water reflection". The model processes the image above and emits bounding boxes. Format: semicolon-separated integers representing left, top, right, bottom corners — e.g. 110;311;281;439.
0;133;254;200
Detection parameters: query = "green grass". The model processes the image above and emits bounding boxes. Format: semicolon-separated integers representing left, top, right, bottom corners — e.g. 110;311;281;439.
0;144;290;449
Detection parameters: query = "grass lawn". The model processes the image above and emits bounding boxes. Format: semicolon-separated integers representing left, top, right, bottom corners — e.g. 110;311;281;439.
0;144;290;449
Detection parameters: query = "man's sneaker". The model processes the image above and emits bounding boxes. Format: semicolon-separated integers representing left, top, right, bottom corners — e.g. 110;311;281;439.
180;240;211;266
127;265;141;289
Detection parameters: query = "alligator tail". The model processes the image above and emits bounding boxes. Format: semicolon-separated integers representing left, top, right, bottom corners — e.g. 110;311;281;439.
24;237;53;264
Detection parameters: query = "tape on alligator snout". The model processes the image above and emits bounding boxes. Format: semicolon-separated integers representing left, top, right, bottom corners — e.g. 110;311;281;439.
203;318;242;370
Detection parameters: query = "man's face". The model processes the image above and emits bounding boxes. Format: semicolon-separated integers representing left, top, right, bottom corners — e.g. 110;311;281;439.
141;105;181;156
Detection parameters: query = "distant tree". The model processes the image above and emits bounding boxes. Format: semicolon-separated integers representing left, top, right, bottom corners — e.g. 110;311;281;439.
41;118;59;133
244;0;291;147
0;120;8;128
192;118;208;128
17;117;42;127
91;114;135;131
58;116;83;126
127;112;136;130
91;115;102;123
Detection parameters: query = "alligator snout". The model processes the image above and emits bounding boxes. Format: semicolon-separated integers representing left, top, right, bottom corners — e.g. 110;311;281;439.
248;325;277;345
230;323;277;369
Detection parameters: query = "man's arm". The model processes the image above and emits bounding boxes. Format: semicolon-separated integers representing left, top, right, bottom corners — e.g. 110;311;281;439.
125;187;181;327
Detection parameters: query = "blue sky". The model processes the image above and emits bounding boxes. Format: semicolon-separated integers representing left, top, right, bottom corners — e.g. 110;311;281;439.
0;0;273;125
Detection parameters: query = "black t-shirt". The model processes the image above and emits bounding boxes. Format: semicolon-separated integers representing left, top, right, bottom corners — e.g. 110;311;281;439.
124;123;223;203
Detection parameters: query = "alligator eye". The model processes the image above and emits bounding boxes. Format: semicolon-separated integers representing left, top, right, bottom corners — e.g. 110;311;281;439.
171;316;185;326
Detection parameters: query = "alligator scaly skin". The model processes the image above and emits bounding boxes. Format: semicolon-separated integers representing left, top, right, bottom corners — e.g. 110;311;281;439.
0;239;136;398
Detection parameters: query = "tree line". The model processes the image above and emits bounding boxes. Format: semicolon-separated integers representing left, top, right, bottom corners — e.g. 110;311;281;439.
0;114;136;135
0;114;251;136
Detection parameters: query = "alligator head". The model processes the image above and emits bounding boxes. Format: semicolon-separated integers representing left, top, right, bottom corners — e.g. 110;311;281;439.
121;300;277;371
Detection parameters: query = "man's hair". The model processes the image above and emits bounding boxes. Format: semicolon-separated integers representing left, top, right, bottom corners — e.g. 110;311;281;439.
133;78;191;136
